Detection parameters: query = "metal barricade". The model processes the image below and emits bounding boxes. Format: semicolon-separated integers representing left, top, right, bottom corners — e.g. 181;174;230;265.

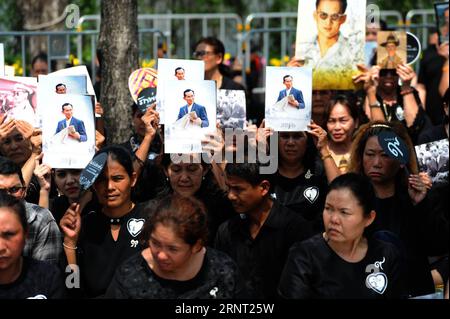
0;29;165;76
77;13;243;59
405;9;436;49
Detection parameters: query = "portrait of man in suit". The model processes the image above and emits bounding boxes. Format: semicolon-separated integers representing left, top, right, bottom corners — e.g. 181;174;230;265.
176;89;209;128
428;144;449;178
277;75;305;109
55;102;87;142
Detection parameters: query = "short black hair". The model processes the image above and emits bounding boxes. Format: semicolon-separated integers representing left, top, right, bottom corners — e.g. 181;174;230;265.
31;52;48;68
225;162;269;187
183;89;194;97
61;102;73;112
316;0;347;14
327;173;375;217
0;191;27;231
283;75;293;82
55;83;66;90
0;156;25;186
95;144;135;177
175;67;185;75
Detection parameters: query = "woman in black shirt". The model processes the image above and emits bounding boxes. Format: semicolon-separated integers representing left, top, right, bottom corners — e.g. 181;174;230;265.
0;192;65;299
60;145;147;298
279;173;404;299
105;194;244;299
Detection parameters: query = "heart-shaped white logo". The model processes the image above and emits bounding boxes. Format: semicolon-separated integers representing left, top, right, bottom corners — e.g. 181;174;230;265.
303;187;319;204
127;218;145;237
366;272;388;295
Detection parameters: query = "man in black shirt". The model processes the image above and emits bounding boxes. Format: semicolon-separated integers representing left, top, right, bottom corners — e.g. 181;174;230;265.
215;161;314;298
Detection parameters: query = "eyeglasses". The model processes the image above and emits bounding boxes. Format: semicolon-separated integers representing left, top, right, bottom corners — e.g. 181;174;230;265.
0;186;26;195
193;50;215;58
317;11;345;22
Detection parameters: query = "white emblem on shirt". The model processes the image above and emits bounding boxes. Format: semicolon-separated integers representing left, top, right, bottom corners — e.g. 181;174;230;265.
27;294;47;299
303;186;319;204
396;106;405;121
127;218;145;237
365;257;388;294
209;287;219;298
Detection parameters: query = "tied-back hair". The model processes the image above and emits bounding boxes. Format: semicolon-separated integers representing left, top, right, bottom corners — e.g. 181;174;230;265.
95;145;135;177
328;173;375;217
140;194;208;248
325;92;361;129
348;121;418;187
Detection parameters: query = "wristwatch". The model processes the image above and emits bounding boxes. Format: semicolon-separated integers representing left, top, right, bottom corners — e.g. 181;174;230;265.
369;101;381;108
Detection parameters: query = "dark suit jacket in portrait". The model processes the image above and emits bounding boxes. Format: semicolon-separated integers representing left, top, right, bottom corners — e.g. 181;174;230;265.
429;155;449;177
55;117;87;142
277;87;305;109
177;103;209;128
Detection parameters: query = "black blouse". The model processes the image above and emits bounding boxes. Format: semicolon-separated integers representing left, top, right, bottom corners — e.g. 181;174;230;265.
76;202;148;298
278;233;405;299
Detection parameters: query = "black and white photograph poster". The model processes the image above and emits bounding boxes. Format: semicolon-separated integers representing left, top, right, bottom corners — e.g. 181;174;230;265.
415;138;449;185
217;89;246;129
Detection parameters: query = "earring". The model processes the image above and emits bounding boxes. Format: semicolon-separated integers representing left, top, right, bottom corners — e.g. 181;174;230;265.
166;177;169;182
202;176;205;181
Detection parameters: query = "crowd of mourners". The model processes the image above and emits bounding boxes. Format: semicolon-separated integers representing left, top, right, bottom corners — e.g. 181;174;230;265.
0;19;448;300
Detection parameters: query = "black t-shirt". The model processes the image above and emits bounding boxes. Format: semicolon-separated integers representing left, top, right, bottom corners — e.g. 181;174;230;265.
76;202;148;298
0;257;66;299
121;134;165;203
220;76;245;91
214;200;314;298
417;125;447;145
418;45;446;125
270;169;327;232
278;234;404;299
370;193;435;297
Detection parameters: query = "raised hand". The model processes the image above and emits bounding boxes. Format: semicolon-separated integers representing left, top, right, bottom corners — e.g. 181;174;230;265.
408;174;427;205
33;153;51;191
60;203;81;245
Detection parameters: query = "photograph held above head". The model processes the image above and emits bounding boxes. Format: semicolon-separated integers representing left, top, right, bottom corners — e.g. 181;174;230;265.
0;192;66;299
215;161;314;298
59;145;148;298
348;121;443;297
193;36;245;90
105;194;245;299
278;173;405;299
378;32;404;70
0;156;62;265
